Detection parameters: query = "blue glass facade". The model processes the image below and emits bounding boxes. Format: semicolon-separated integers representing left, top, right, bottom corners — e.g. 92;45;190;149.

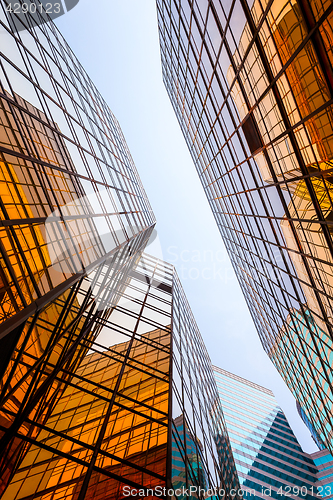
312;450;333;498
271;308;333;452
213;366;318;500
296;401;326;451
172;414;208;497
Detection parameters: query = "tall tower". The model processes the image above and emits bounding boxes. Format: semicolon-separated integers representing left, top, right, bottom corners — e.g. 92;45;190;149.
0;1;155;492
0;254;240;499
156;0;333;450
213;366;319;500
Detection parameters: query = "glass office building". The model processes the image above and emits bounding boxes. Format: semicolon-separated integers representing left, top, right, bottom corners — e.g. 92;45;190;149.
213;366;319;500
311;449;333;498
0;1;154;496
272;308;333;451
156;0;333;450
298;400;333;498
0;0;156;491
0;254;240;499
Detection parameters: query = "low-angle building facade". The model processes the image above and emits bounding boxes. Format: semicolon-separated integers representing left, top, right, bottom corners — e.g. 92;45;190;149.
214;366;320;500
156;0;333;451
0;2;155;490
2;0;333;497
0;254;240;499
311;449;333;498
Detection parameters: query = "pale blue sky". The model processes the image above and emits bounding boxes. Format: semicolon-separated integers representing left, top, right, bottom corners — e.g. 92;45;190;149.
56;0;316;452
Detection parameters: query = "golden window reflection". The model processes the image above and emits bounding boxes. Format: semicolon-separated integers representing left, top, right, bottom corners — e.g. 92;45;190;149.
2;327;170;500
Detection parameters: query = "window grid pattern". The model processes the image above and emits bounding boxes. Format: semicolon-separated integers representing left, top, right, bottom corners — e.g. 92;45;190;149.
156;0;333;451
0;254;240;500
0;233;152;497
171;273;240;498
214;366;319;500
0;4;158;497
0;0;155;330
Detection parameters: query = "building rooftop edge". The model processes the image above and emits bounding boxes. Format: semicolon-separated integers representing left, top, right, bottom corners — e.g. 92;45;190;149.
310;449;332;460
212;365;275;396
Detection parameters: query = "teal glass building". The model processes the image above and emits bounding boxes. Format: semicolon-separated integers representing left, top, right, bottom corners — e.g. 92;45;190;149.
312;450;333;498
172;414;208;496
297;400;326;451
213;366;318;500
297;403;333;498
272;308;333;452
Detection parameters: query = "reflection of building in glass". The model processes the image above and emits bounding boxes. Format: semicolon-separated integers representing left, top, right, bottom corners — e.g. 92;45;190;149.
0;253;240;499
4;325;171;499
0;7;240;498
0;90;153;495
156;0;333;450
297;401;326;451
170;262;240;499
172;414;207;497
298;402;333;497
213;366;319;500
0;90;154;327
297;400;333;498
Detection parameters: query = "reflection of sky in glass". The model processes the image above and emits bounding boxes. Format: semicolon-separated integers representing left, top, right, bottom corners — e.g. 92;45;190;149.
214;367;318;499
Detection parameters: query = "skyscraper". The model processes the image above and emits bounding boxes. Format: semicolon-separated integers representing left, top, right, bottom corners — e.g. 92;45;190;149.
1;254;240;499
0;1;154;493
213;366;320;500
311;449;333;498
0;4;240;497
156;0;333;450
297;400;333;498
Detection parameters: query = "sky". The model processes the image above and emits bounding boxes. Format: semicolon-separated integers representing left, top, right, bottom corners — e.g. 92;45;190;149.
55;0;317;452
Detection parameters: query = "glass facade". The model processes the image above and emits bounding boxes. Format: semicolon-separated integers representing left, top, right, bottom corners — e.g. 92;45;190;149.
270;307;333;451
213;366;319;500
0;3;155;496
298;404;333;498
0;254;240;499
297;400;326;451
0;1;157;489
156;0;333;451
171;269;240;499
312;449;333;498
0;235;151;494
